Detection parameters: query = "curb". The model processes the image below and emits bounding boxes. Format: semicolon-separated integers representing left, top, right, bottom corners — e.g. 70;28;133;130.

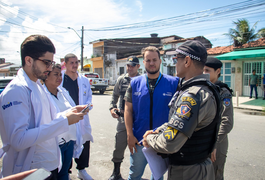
233;106;263;112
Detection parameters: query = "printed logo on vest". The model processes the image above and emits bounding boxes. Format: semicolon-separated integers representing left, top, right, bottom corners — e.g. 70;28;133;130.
134;92;141;96
2;101;22;110
163;92;172;96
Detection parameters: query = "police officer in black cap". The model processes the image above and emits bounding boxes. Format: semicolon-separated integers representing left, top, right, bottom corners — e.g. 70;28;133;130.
204;57;234;180
108;56;140;180
142;40;221;180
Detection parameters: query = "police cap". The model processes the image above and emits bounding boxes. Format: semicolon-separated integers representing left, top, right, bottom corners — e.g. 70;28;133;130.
205;57;223;70
166;40;207;63
126;56;139;66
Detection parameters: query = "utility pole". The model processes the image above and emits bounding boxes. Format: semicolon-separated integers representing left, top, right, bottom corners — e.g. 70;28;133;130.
81;26;84;72
68;26;84;72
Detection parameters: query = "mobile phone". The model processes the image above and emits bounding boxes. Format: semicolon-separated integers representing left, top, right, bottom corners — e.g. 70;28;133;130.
81;103;93;113
114;109;121;116
22;168;51;180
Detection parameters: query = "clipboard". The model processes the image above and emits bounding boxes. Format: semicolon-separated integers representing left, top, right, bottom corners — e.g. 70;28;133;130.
142;147;169;180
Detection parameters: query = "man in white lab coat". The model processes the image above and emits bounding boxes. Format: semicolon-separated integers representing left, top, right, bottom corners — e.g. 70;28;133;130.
0;35;87;179
62;53;93;180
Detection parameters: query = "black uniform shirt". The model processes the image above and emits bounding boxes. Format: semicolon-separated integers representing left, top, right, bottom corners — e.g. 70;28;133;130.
63;74;79;105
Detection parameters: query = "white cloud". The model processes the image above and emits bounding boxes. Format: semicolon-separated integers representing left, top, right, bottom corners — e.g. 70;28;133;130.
0;3;19;19
204;32;224;39
0;2;19;26
0;0;136;64
7;0;130;28
136;0;143;12
0;26;26;65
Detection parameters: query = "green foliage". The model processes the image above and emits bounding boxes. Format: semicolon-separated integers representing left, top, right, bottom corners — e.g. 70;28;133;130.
224;19;261;46
258;28;265;38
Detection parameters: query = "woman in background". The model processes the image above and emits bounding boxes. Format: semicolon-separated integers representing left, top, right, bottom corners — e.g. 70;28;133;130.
43;64;87;180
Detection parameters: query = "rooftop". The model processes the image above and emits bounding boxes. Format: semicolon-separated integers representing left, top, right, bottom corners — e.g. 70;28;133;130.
207;38;265;55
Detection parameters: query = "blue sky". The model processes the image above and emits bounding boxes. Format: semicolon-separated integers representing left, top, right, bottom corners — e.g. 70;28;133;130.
0;0;265;65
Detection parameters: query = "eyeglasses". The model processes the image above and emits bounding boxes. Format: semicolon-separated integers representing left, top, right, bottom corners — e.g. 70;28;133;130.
172;56;186;64
35;59;55;68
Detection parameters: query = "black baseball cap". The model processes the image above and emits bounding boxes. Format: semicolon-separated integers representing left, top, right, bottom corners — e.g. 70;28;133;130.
126;56;139;66
205;57;223;70
166;40;208;63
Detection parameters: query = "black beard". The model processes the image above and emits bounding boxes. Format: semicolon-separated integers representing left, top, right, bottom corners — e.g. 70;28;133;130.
32;63;48;80
146;69;159;74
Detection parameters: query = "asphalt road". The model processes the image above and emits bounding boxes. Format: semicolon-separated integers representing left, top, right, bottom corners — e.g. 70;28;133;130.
68;92;153;180
1;93;265;179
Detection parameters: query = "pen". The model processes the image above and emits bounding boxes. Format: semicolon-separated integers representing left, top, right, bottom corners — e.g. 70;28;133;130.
138;127;158;145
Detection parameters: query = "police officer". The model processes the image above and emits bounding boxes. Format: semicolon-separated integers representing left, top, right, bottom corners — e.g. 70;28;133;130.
108;56;140;180
204;57;234;180
143;40;220;180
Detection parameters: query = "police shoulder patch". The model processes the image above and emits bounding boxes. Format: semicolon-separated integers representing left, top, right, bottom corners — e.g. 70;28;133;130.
223;98;231;106
181;96;197;106
175;104;191;120
163;126;178;141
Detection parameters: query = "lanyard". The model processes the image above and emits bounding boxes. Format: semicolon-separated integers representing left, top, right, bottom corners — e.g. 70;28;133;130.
146;72;162;91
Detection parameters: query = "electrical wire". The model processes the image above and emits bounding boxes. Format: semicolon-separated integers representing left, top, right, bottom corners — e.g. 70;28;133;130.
84;0;265;31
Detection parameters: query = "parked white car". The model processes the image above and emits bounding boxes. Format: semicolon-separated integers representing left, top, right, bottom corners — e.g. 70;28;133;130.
83;73;109;94
0;76;15;94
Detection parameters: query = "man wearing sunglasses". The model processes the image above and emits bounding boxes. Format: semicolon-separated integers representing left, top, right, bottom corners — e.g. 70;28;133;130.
143;40;221;180
108;56;140;180
0;35;88;179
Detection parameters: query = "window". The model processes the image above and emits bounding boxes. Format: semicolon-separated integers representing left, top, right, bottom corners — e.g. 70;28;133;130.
244;62;262;86
218;62;231;87
119;67;124;75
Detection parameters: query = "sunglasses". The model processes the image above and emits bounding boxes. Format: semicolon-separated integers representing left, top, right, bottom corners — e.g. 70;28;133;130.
35;59;55;68
172;56;186;64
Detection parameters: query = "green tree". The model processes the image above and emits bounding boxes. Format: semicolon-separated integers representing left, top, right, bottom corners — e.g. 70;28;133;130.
258;28;265;38
225;19;260;46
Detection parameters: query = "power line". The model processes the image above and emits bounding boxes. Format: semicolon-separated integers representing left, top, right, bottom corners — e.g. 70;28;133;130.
84;2;265;41
0;0;68;30
84;0;265;31
0;18;68;33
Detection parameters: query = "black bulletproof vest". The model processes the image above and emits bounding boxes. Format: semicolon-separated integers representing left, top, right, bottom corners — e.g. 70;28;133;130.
119;76;131;110
215;81;233;95
169;79;221;165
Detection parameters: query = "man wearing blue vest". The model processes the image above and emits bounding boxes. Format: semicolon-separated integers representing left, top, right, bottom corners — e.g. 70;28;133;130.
142;40;220;180
124;46;179;180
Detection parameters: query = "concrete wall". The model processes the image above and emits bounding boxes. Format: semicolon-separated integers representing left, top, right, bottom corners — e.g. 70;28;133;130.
233;60;243;95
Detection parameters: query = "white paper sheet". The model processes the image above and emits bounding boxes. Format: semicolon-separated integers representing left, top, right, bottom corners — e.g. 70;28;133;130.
142;147;169;180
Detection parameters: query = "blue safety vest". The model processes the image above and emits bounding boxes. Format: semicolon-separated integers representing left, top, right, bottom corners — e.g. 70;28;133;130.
131;74;179;141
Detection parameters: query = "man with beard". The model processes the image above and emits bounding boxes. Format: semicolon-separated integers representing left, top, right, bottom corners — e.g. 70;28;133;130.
124;46;179;180
0;35;88;179
108;56;140;180
142;40;220;180
62;53;94;180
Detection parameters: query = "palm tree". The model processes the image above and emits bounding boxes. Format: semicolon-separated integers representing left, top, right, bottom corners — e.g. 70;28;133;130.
224;19;260;46
258;28;265;38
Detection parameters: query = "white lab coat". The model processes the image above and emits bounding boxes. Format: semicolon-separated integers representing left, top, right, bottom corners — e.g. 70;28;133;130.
0;68;69;177
61;72;93;143
43;84;85;158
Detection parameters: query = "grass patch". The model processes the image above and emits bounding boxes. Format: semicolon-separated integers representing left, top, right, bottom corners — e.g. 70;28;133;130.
241;98;265;107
